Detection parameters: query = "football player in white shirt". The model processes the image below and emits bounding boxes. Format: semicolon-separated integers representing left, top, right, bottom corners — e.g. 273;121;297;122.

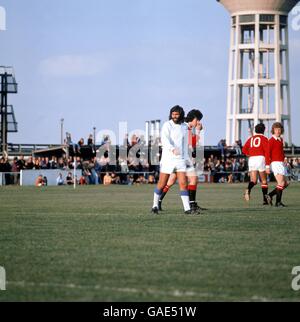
151;106;200;215
157;109;205;212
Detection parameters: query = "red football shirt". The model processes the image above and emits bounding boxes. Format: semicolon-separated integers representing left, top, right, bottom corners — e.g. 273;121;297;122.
269;136;285;162
242;134;270;166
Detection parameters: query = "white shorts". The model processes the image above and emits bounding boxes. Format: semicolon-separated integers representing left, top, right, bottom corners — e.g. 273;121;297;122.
271;162;288;176
248;156;266;172
185;159;196;176
160;159;186;175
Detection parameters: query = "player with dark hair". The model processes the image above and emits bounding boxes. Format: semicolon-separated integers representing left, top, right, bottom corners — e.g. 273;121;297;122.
266;122;289;207
168;105;185;124
151;106;200;215
158;109;206;212
242;123;270;204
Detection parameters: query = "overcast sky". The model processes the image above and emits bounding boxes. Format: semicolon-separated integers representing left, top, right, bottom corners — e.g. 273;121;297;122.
1;0;300;145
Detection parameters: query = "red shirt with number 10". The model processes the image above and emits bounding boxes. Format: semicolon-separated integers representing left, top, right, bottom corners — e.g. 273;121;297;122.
242;134;270;166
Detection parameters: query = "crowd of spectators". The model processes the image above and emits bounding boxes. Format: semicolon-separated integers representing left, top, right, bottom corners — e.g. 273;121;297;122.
204;155;249;183
1;153;300;185
1;133;300;185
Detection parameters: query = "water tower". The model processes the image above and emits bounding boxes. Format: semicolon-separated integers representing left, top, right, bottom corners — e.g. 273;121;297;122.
218;0;298;145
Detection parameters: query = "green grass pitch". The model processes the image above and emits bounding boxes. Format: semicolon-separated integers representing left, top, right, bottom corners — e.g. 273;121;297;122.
0;183;300;302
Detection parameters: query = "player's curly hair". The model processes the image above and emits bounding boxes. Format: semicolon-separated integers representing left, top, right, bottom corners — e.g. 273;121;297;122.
271;122;284;135
169;105;185;124
185;109;203;123
255;123;266;134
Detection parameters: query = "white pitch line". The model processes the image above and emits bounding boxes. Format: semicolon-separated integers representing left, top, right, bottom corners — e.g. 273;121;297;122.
6;281;285;301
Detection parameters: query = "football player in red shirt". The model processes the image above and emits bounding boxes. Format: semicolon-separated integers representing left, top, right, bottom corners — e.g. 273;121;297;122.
266;122;289;207
242;123;270;204
158;109;206;212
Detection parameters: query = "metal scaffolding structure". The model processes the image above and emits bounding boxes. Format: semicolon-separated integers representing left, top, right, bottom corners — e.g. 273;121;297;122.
0;66;18;155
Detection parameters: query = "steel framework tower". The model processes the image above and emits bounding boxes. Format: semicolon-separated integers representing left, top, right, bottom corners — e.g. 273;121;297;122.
218;0;298;145
0;67;18;155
